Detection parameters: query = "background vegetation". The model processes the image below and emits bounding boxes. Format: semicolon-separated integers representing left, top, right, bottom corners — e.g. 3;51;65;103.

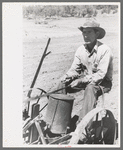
23;5;118;19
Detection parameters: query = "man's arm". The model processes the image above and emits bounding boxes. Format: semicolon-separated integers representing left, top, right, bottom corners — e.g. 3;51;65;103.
70;47;113;87
61;48;83;82
66;56;81;76
66;47;85;77
60;56;81;82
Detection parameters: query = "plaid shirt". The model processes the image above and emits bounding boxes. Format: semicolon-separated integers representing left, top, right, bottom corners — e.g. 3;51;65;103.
66;41;113;84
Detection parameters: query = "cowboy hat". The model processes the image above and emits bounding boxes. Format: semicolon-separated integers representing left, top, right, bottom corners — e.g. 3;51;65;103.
78;18;106;39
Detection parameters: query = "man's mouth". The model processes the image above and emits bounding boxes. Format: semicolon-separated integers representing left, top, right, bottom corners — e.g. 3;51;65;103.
84;38;91;44
85;41;91;44
84;37;90;41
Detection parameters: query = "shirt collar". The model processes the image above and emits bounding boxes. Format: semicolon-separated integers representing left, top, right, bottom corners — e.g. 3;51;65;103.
93;41;98;53
84;41;98;57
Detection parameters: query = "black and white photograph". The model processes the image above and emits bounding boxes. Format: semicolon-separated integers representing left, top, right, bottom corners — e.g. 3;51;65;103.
3;2;120;147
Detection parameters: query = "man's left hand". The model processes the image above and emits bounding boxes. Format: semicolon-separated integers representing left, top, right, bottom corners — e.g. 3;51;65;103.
70;78;83;88
70;77;89;88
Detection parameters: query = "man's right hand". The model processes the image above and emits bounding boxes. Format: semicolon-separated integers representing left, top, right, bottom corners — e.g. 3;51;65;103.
60;74;72;83
60;74;80;83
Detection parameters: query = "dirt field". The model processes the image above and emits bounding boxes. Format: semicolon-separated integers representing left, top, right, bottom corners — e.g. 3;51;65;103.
23;13;120;128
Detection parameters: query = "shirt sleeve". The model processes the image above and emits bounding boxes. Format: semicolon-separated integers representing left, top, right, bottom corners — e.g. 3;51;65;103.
85;47;113;84
66;49;82;77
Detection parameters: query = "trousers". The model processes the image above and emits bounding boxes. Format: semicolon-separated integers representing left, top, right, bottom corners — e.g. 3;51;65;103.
56;78;112;122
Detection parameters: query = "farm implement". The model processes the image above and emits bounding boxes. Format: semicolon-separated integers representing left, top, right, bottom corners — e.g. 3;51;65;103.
23;38;118;145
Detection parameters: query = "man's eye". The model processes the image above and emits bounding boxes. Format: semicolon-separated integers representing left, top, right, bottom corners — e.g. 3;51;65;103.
83;32;86;34
83;31;92;34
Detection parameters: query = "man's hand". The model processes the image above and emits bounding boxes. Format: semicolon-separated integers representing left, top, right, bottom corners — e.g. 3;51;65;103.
70;77;89;88
60;74;80;83
70;78;82;88
60;74;73;83
60;74;69;82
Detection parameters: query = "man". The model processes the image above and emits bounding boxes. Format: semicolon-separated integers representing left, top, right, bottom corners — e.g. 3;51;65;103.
58;18;113;122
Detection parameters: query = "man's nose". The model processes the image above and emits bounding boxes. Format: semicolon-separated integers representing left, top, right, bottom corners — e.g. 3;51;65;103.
84;35;88;38
83;32;88;36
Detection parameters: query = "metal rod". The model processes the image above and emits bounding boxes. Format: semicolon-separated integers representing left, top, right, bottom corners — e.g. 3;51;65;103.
27;38;51;112
35;121;47;144
25;84;85;102
26;85;71;102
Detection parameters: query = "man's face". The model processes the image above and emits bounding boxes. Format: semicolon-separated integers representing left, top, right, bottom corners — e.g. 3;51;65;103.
82;28;99;44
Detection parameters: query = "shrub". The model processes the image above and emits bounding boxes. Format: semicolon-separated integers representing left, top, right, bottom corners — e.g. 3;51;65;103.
22;5;118;19
101;6;111;14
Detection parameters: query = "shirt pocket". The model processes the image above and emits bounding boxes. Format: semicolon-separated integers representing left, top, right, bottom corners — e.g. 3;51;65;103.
92;57;99;73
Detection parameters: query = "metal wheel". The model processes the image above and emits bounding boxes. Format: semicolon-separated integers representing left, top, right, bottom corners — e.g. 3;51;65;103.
69;107;117;145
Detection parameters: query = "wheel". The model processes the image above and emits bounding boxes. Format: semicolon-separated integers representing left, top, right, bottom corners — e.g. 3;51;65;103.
69;107;117;145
